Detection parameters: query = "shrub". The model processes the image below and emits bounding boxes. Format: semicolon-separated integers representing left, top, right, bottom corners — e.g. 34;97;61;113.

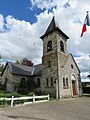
0;99;7;107
6;92;24;98
0;92;7;97
27;92;35;96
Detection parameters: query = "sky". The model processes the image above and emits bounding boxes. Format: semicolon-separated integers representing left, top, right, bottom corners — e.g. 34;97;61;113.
0;0;90;82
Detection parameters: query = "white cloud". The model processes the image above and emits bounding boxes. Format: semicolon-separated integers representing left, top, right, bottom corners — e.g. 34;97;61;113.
30;0;90;81
31;0;56;10
0;14;4;30
30;0;78;10
0;15;43;64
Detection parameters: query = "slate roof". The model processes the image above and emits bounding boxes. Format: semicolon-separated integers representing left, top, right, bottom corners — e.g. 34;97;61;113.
40;17;69;39
1;62;42;76
33;64;42;76
45;17;56;34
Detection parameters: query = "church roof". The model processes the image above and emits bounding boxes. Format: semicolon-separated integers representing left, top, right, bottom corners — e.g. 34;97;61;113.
8;62;32;76
33;64;42;76
1;62;42;76
45;17;56;34
40;17;69;39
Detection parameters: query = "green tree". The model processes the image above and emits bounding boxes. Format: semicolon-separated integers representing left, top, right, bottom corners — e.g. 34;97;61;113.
0;55;2;59
0;64;4;72
15;60;20;64
0;55;4;72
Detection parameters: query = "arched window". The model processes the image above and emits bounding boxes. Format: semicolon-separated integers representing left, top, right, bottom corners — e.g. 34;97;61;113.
60;41;64;52
18;77;28;94
63;78;65;87
5;77;8;83
46;78;49;86
71;64;73;69
47;40;52;52
66;78;68;87
21;77;27;87
4;78;8;92
37;78;40;87
48;61;51;67
50;77;53;86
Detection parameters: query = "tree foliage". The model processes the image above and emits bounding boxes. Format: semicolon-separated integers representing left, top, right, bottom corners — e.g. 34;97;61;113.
0;55;2;59
0;55;4;72
15;60;20;64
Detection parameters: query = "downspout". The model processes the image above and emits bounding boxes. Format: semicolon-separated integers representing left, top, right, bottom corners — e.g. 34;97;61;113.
57;51;60;99
56;33;60;99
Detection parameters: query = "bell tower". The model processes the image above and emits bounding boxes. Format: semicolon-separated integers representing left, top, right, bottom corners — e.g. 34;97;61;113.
40;17;69;97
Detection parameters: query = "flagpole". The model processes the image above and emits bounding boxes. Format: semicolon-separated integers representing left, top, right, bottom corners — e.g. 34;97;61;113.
87;55;90;79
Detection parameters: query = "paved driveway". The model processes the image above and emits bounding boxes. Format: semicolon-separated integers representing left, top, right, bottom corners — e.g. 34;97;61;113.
0;96;90;120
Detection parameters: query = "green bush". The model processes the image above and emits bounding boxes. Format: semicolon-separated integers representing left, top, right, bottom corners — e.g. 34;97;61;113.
27;92;35;96
6;92;24;98
0;92;7;97
0;99;7;107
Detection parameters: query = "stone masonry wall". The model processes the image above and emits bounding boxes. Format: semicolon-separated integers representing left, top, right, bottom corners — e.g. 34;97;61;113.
1;65;28;92
57;52;81;98
42;32;58;96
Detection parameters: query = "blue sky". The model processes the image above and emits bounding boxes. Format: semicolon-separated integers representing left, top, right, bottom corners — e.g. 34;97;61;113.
0;0;41;23
0;0;90;81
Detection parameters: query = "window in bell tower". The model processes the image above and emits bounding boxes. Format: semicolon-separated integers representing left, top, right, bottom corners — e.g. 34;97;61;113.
47;40;52;52
48;61;51;67
60;41;64;52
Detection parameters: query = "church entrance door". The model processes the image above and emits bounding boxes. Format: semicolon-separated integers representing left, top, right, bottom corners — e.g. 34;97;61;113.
72;81;76;95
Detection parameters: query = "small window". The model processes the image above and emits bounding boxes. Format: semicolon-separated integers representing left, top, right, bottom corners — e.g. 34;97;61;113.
50;78;53;86
5;77;8;83
48;61;51;67
5;78;8;92
63;78;65;87
37;78;40;87
66;78;68;87
71;64;73;69
63;77;69;88
21;78;26;86
60;41;64;52
46;78;49;86
47;40;52;52
20;77;28;88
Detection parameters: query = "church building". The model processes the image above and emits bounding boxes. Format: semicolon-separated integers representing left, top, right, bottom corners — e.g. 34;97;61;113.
1;17;82;99
40;17;82;98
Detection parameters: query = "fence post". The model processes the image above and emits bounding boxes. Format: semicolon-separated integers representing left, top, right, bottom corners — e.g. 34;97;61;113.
48;94;49;101
11;96;14;107
33;95;35;103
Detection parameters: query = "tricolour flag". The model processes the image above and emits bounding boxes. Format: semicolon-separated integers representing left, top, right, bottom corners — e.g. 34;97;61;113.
81;12;90;37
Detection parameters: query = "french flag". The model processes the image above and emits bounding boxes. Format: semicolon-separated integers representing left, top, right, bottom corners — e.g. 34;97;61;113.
81;12;90;37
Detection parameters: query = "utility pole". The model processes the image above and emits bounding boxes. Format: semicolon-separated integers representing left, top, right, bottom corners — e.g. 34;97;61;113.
54;78;58;100
87;55;90;79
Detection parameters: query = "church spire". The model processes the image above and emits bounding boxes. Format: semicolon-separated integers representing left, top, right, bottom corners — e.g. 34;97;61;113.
40;17;57;39
45;16;56;34
40;17;69;39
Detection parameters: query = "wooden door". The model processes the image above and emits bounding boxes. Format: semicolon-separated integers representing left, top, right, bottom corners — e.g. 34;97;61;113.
72;81;76;95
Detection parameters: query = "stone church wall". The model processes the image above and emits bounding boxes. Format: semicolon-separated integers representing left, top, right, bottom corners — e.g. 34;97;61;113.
41;32;59;96
57;52;81;98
